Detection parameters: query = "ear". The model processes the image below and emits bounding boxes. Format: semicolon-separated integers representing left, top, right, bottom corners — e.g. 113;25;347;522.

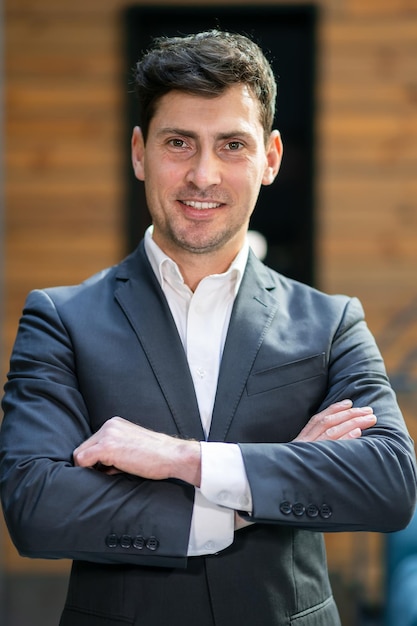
131;126;146;181
262;130;283;186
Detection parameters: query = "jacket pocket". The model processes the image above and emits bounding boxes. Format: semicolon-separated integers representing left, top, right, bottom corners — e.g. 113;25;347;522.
60;606;133;626
290;594;341;625
247;353;326;396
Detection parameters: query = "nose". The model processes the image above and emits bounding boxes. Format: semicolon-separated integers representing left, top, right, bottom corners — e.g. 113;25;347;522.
185;149;222;189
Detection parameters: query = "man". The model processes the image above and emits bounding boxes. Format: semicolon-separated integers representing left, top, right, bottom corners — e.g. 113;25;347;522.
0;30;416;626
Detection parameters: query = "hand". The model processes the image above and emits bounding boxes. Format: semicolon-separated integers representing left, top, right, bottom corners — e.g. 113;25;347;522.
73;416;201;486
293;399;376;443
234;399;376;532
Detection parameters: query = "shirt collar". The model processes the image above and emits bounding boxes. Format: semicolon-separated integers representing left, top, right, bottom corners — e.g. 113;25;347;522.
144;225;248;294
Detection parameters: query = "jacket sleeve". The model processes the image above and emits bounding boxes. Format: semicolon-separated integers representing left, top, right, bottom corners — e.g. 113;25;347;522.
239;297;417;532
0;289;194;567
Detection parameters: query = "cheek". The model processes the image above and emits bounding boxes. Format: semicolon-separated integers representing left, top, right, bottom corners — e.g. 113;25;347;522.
241;155;267;180
146;159;184;190
233;164;264;196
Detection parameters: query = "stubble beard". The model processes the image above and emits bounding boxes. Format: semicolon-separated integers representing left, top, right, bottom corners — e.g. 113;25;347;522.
163;220;240;256
150;187;250;257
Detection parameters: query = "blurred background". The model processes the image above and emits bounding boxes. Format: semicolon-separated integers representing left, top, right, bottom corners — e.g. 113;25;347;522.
1;0;417;624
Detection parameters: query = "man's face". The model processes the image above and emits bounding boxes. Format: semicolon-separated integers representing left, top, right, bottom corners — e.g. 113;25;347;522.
132;84;282;263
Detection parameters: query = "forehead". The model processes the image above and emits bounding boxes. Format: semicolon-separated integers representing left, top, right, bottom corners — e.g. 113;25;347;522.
149;84;263;135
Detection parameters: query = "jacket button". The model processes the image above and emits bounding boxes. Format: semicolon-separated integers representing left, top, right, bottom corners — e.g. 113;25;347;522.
320;504;332;519
279;500;292;515
120;535;132;549
146;536;159;551
105;533;118;548
292;502;305;517
306;504;319;518
133;535;145;550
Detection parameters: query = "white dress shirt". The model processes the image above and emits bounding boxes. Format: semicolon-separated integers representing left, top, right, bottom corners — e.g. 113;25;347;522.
144;227;253;555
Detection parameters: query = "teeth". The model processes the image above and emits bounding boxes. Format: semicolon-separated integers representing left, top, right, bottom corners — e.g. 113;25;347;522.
183;200;221;210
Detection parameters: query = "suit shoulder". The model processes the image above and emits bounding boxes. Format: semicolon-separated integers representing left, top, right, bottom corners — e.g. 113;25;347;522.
26;246;146;310
261;263;364;319
27;265;118;309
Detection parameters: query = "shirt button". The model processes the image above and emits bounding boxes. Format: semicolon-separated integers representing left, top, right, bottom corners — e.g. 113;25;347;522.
196;368;206;379
218;490;229;502
204;541;215;551
239;495;249;507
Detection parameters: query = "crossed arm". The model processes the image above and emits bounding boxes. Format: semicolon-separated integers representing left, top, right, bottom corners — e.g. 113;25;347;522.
2;289;415;565
73;399;377;487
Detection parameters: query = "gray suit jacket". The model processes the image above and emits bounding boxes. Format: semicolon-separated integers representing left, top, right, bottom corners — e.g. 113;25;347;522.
1;242;416;625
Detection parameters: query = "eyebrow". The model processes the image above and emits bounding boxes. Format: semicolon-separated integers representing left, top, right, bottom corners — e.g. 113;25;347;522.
156;127;255;142
156;127;198;139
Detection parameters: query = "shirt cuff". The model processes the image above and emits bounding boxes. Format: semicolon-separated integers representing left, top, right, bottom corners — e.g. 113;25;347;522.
187;489;235;556
199;441;253;512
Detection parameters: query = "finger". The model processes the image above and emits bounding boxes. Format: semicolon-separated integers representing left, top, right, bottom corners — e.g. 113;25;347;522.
94;462;121;475
295;403;375;443
323;406;374;431
325;413;377;440
336;427;362;440
319;405;374;431
73;416;126;466
73;434;98;456
333;425;372;441
299;400;353;438
73;441;105;468
315;400;354;420
320;399;353;416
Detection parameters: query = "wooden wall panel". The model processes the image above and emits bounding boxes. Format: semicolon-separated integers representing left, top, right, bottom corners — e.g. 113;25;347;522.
348;0;417;16
3;0;417;616
318;9;417;608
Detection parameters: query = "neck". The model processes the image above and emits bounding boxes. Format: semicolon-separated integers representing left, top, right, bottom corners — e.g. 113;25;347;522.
175;249;238;291
151;230;245;291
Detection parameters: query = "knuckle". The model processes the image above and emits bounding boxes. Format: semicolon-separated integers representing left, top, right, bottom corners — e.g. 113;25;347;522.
326;426;337;438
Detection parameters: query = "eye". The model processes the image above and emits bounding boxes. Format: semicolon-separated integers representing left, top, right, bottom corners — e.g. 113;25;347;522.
169;138;187;148
225;140;244;151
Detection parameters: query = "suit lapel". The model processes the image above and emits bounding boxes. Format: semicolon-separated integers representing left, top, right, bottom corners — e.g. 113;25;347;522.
114;244;204;441
209;253;279;441
112;244;280;443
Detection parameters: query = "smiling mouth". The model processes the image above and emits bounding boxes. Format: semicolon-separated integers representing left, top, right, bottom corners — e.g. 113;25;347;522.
181;200;223;210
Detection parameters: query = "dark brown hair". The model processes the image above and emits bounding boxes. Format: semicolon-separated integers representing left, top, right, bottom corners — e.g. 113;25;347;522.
133;30;277;142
